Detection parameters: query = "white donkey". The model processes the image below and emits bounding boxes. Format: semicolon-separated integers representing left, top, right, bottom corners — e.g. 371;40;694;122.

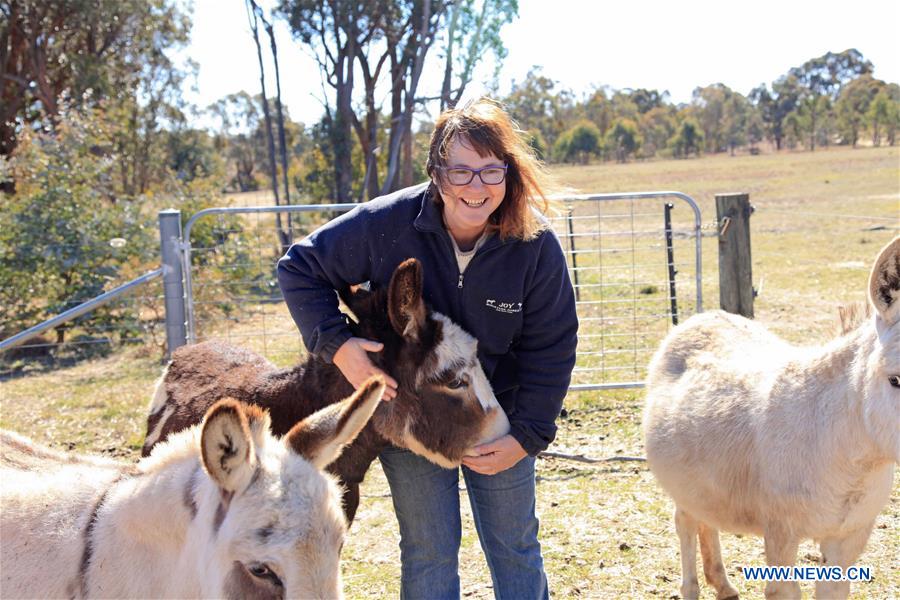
643;236;899;600
0;377;386;599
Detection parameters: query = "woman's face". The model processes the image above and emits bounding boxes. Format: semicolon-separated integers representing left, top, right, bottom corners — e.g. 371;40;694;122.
433;136;507;245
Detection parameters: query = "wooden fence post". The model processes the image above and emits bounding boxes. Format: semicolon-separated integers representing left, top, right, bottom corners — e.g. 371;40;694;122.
716;193;754;318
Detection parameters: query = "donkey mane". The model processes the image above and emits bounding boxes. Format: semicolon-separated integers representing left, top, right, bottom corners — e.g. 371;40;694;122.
836;300;872;336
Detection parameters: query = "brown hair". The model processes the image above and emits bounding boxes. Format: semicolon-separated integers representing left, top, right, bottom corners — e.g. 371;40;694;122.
426;97;554;241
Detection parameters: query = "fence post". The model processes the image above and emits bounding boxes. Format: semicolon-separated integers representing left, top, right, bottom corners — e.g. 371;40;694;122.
715;193;754;318
566;208;581;302
663;202;679;325
159;209;187;358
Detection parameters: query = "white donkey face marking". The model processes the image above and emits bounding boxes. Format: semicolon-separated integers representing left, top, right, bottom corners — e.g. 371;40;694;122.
867;316;900;462
866;236;900;462
426;314;510;447
429;313;497;412
213;442;347;599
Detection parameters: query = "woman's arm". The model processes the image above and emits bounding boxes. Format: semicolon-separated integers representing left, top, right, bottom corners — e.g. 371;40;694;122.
506;231;579;456
276;207;376;362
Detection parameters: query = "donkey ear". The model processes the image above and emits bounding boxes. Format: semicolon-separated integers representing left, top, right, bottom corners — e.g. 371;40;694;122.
200;398;258;494
337;284;370;322
285;376;385;470
388;258;427;340
868;236;900;325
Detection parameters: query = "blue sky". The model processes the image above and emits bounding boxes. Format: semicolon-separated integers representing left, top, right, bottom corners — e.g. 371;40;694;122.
182;0;900;125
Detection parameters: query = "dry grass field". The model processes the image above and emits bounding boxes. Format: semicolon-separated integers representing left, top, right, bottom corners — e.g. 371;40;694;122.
1;145;898;598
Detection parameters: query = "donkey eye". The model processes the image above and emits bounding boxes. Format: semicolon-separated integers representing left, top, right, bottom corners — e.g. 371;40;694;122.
248;563;283;587
889;375;900;388
447;377;468;390
248;564;271;577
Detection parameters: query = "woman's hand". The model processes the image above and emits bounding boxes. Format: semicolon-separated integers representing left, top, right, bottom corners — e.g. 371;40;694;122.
461;435;527;475
333;337;398;400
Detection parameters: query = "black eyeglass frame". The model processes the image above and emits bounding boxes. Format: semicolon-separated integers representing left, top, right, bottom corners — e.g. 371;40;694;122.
439;164;508;186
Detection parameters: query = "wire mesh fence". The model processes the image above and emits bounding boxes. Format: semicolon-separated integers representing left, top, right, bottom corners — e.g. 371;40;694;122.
742;202;898;341
4;182;892;392
183;193;703;389
0;258;166;371
550;194;702;388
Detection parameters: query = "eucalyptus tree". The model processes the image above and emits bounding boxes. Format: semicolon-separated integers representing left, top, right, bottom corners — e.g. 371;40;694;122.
277;0;517;201
789;49;873;101
505;66;575;150
834;75;883;147
581;87;614;138
750;75;801;150
278;0;378;202
639;105;677;157
628;88;668;115
786;49;872;150
867;85;900;146
207;92;264;191
605;118;641;163
0;0;191;164
553;120;600;164
438;0;517;111
691;84;734;153
668;118;703;158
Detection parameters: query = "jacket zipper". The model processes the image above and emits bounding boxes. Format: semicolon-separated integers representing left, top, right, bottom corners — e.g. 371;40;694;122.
453;238;506;290
436;227;505;291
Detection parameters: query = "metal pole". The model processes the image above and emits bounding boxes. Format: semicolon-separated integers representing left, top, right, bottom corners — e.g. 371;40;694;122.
664;203;679;325
566;208;581;302
0;269;162;353
159;209;187;358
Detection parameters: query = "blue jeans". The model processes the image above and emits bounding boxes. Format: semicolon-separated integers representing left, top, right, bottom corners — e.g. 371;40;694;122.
379;447;549;600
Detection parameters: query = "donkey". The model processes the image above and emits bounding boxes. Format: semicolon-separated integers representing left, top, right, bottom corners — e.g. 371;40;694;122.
643;236;900;600
142;258;510;524
0;378;385;599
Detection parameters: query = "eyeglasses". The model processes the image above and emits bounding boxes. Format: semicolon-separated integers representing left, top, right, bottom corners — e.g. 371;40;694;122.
440;164;508;186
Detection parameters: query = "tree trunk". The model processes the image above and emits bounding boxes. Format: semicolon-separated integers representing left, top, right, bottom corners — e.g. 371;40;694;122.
352;44;385;202
385;50;403;192
382;0;434;195
334;57;355;204
361;104;380;200
809;107;816;152
264;16;291;252
401;125;413;188
439;1;461;111
246;0;288;250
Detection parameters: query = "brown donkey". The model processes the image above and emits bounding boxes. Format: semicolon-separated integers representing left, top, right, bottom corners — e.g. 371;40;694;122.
142;258;509;524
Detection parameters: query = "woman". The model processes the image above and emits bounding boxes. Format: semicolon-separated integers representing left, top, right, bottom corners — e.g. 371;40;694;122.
277;98;578;600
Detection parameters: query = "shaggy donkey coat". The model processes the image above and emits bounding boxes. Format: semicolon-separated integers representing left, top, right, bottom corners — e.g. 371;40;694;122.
1;379;385;599
643;236;900;600
143;258;509;524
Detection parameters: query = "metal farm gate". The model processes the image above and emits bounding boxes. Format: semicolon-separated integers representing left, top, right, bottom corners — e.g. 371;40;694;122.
172;192;702;392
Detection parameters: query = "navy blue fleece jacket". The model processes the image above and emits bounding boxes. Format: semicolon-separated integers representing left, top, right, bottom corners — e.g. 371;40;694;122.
276;182;578;456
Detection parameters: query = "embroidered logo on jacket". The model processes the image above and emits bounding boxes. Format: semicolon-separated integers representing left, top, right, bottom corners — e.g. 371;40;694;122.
485;299;522;314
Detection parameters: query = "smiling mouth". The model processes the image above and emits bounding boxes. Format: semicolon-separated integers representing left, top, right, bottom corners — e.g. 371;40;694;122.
461;198;487;208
